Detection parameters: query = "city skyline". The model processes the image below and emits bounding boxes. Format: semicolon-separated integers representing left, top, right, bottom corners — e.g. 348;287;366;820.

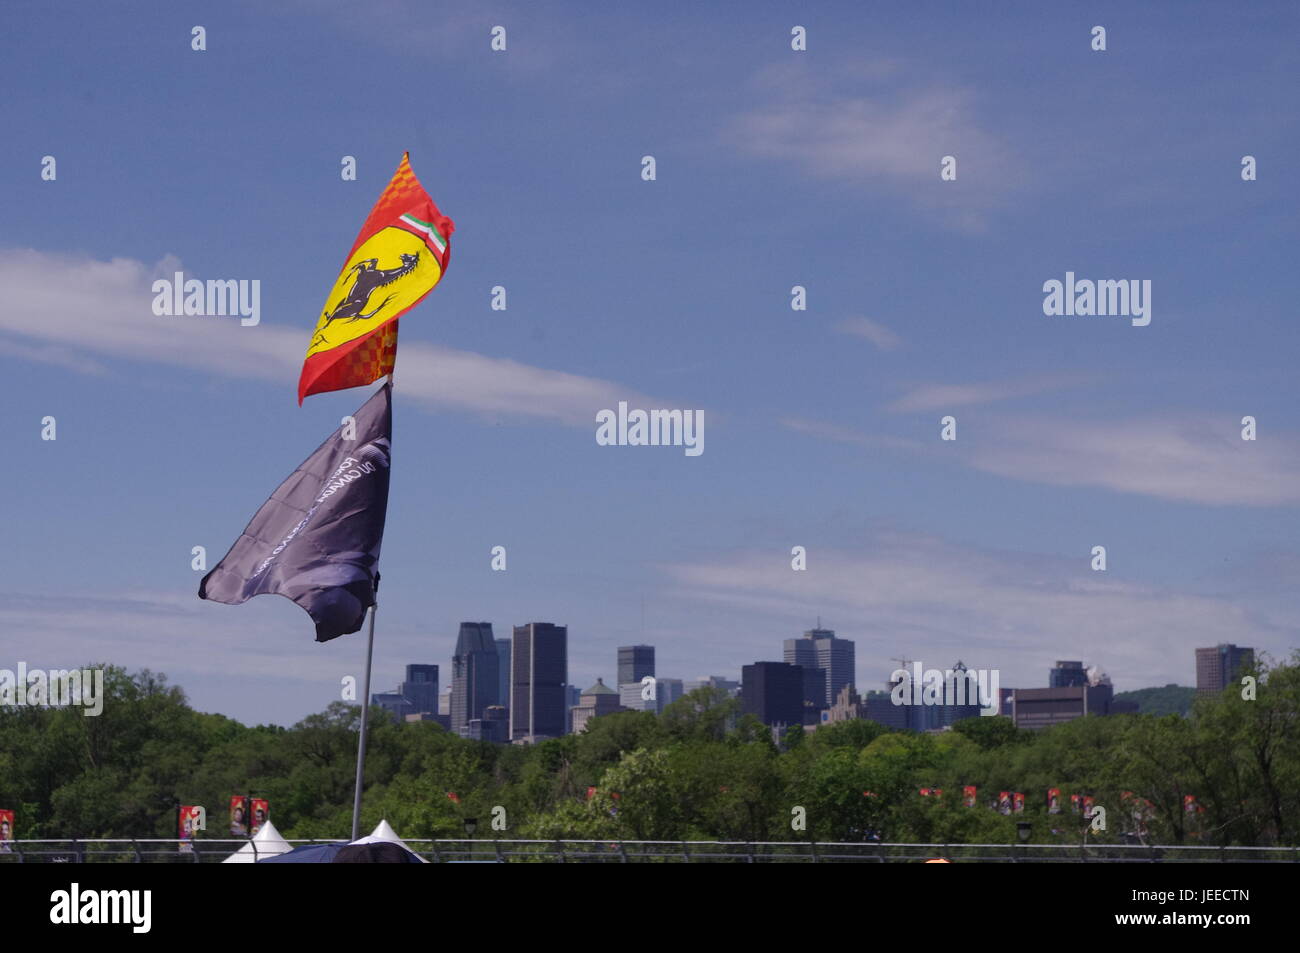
366;619;1238;740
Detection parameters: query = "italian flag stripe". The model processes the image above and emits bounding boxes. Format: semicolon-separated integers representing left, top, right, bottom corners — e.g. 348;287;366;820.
400;214;447;251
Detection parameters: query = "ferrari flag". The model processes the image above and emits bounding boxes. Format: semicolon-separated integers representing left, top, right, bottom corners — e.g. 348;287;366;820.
199;383;392;642
298;153;454;403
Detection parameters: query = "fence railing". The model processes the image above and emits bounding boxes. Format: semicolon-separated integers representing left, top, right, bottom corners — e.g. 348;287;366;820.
2;839;1297;863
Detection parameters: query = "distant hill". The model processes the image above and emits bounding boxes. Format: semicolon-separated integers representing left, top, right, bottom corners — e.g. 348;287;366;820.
1114;684;1196;717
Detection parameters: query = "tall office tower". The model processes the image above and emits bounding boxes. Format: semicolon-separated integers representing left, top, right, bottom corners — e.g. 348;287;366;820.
451;622;499;732
1196;644;1255;696
741;661;804;727
400;664;439;714
510;623;568;741
784;638;817;679
1049;660;1087;688
495;638;511;713
617;645;655;686
783;626;856;707
801;667;827;713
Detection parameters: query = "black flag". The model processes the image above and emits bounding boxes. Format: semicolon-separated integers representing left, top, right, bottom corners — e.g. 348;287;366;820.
199;383;392;642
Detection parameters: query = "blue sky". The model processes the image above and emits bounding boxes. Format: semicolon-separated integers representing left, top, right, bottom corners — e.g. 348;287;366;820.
2;1;1297;725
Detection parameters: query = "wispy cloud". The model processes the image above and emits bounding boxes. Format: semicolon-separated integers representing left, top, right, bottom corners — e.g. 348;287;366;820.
779;415;922;452
0;340;109;376
834;316;901;351
0;249;666;427
781;407;1300;507
887;373;1086;413
967;414;1300;507
0;586;477;723
0;590;347;684
725;62;1019;228
283;0;563;70
661;532;1293;690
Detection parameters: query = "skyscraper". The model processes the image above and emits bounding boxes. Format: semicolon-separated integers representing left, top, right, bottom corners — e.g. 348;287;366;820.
451;622;499;733
371;664;438;723
401;664;439;714
783;626;855;707
801;666;827;714
1049;661;1087;688
617;645;655;686
741;661;804;727
510;622;568;741
495;638;511;714
1196;644;1255;696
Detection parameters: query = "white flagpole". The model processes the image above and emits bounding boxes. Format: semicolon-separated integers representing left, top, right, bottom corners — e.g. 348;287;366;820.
350;375;393;842
351;601;378;842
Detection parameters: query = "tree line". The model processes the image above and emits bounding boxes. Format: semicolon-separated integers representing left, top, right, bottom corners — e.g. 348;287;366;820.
1;655;1296;846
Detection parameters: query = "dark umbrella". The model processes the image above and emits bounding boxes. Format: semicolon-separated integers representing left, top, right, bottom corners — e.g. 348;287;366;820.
258;843;348;864
332;842;423;863
258;840;423;863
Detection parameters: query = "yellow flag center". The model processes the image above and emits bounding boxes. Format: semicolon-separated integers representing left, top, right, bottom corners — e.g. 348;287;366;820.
307;226;442;357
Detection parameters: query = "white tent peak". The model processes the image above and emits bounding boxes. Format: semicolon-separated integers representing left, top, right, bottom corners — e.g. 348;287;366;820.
349;818;427;863
222;819;292;864
370;819;402;843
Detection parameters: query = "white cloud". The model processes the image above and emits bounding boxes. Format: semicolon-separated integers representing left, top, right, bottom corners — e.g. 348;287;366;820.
283;0;561;69
0;589;348;684
887;374;1086;413
0;340;109;376
835;316;901;350
966;415;1300;507
781;406;1299;506
0;249;665;427
726;63;1019;227
779;415;922;452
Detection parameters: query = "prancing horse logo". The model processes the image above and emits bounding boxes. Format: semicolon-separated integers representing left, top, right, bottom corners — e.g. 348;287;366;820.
312;252;420;348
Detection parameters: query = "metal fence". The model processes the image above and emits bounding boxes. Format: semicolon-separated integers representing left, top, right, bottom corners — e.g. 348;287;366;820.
2;839;1297;863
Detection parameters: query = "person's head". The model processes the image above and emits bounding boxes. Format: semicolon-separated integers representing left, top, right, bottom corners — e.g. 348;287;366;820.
255;808;266;824
233;805;244;821
1;819;10;836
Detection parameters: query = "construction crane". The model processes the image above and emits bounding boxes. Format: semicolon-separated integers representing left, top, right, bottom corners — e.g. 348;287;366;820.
889;657;913;685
